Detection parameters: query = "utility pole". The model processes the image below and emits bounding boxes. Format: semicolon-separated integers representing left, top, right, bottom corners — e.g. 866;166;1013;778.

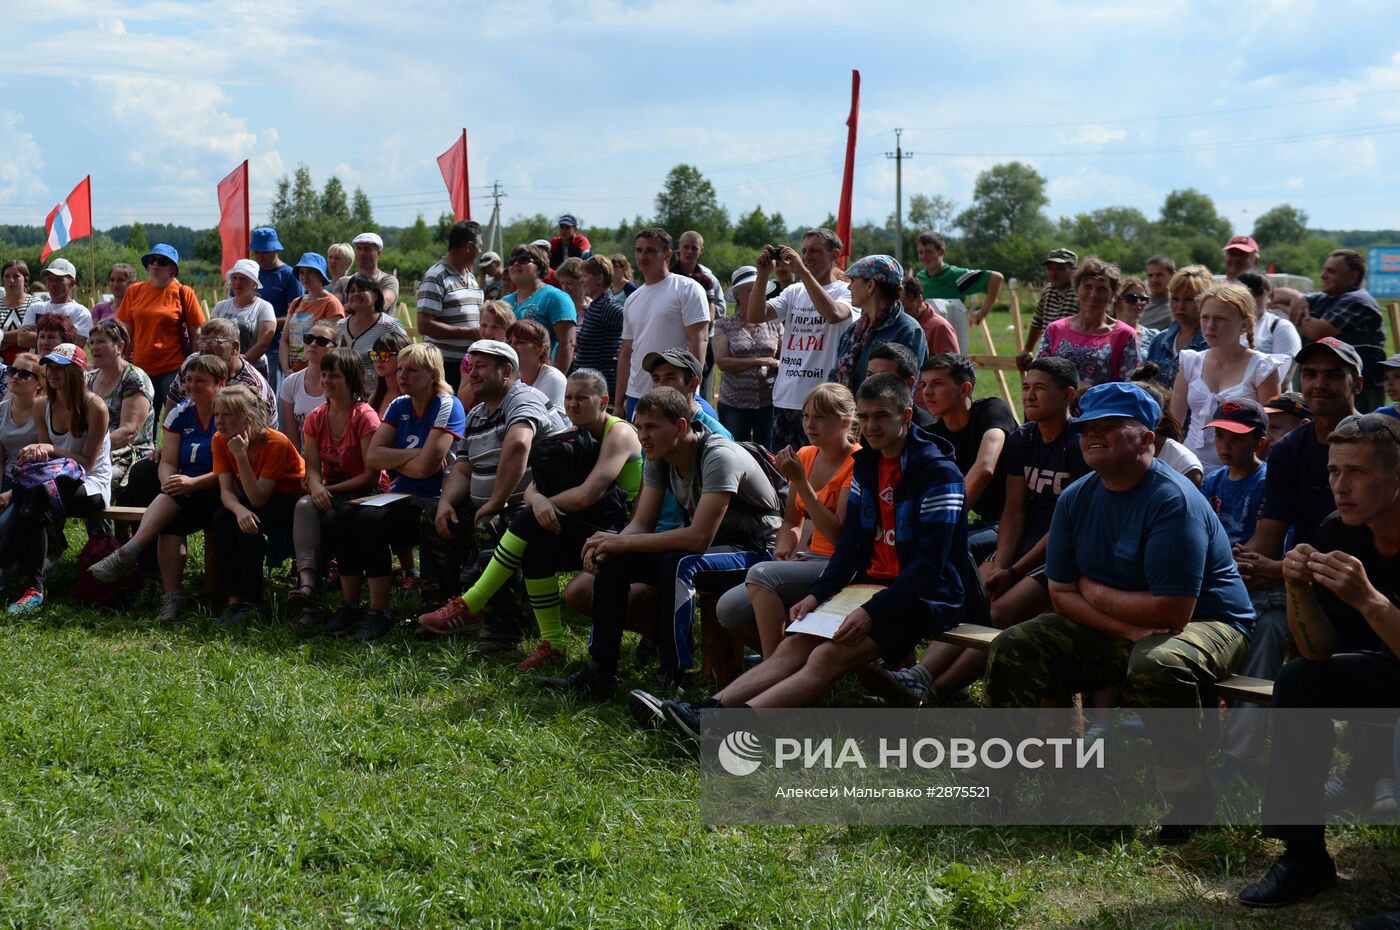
486;180;507;255
885;129;915;263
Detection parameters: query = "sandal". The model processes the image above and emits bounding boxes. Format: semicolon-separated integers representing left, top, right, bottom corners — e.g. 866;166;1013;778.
290;606;321;630
288;582;318;607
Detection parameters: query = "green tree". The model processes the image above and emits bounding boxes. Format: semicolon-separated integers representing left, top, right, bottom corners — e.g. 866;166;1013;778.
766;211;789;244
128;221;148;255
320;177;351;225
351;189;374;229
193;228;221;265
400;215;431;252
432;212;455;246
955;162;1051;256
898;193;958;235
733;206;770;249
1158;188;1231;242
653;164;729;243
1252;204;1310;249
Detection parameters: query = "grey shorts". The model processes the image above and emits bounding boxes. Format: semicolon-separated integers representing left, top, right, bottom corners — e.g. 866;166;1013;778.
715;556;830;632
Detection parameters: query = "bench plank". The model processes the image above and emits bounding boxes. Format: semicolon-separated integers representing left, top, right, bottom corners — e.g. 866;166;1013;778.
97;506;147;522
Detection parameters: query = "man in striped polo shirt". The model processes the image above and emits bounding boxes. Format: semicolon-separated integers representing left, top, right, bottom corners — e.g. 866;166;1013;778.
417;220;485;390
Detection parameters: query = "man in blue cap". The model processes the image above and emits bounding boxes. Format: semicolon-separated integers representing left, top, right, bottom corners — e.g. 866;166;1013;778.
549;213;591;270
250;226;302;388
983;381;1255;842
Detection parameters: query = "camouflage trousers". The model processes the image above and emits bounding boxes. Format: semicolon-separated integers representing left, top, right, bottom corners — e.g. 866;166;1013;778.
984;613;1248;792
417;502;529;644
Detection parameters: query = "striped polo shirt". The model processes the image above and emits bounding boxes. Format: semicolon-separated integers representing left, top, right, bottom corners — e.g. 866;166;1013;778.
416;258;483;365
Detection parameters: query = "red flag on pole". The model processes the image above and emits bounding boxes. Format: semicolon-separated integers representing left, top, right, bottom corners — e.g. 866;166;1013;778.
836;70;860;269
41;176;93;262
217;161;250;275
437;130;471;221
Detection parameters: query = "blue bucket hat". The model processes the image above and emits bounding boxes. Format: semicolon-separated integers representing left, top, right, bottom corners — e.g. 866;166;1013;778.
250;226;284;252
141;243;180;273
845;254;904;287
294;251;330;285
1071;382;1161;431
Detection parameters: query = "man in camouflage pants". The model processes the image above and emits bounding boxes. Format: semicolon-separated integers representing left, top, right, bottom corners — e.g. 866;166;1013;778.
983;382;1255;842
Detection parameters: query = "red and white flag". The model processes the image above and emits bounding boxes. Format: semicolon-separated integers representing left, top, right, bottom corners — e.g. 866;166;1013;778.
41;176;93;262
217;161;250;275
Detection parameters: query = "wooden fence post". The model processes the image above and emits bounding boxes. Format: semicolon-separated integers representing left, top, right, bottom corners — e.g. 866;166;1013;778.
1007;277;1024;348
978;318;1019;417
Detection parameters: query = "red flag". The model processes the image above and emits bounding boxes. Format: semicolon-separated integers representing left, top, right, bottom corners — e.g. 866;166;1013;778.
836;70;860;269
41;176;93;262
437;130;471;221
217;161;250;275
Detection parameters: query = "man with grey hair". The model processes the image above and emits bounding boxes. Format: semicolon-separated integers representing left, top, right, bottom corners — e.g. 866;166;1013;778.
744;228;856;451
333;232;399;312
1141;254;1177;330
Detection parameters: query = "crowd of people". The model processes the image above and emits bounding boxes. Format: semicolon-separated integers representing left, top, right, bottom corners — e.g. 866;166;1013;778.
2;214;1399;925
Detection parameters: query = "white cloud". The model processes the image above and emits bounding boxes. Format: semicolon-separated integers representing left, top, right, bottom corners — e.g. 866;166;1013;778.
0;111;46;204
1067;125;1128;146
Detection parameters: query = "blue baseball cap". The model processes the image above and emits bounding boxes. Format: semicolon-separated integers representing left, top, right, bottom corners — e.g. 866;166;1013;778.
556;213;578;228
1071;382;1161;431
294;251;330;285
250;226;284;252
141;243;180;272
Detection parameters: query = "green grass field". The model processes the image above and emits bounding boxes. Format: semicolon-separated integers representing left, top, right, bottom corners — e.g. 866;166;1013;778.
1;540;1397;928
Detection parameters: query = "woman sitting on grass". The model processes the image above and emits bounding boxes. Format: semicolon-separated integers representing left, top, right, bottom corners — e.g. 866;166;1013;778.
288;349;383;629
0;343;111;612
418;368;641;670
91;355;229;621
210;384;305;629
334;344;465;642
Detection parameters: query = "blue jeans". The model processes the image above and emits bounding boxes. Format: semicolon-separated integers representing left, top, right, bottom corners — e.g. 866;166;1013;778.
717;403;774;447
968;520;1000;565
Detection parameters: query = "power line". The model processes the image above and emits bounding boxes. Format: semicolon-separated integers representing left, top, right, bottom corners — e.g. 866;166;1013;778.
907;122;1400;158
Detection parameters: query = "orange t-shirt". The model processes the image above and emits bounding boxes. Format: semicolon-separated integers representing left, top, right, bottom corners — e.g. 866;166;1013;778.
213;428;306;496
116;280;207;376
868;454;901;581
795;443;858;557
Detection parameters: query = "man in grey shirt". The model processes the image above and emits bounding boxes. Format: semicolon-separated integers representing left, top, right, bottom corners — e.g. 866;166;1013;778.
541;386;781;698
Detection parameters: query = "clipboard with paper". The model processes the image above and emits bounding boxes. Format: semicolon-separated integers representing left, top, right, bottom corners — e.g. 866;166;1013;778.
786;583;885;639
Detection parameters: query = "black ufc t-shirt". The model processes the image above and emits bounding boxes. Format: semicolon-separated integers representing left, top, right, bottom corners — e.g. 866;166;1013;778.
1001;421;1089;559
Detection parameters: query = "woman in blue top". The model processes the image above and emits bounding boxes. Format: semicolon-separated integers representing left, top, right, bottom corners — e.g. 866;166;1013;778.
503;244;577;374
89;354;229;621
329;343;465;641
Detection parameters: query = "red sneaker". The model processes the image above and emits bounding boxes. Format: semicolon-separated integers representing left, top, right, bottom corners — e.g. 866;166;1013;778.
517;640;566;671
417;596;481;634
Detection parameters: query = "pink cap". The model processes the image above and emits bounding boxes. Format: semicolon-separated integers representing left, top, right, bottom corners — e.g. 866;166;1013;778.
1222;235;1259;254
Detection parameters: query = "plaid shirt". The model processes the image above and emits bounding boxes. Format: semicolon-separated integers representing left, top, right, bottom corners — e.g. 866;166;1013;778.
1307;288;1387;380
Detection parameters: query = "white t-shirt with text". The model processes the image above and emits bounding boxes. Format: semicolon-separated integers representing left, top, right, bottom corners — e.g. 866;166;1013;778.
768;280;856;410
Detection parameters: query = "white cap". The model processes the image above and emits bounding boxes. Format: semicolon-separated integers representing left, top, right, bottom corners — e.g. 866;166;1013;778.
529;239;550;250
226;258;262;285
468;338;519;368
45;258;77;279
352;232;384;250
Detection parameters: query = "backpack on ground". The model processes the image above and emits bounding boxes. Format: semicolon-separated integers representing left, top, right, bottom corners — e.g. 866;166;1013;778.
74;535;143;608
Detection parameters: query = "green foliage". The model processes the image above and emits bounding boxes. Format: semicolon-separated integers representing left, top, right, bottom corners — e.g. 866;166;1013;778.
127;221;149;255
733;206;770;249
933;862;1029;929
265;163;376;262
654;163;729;244
400;215;431;253
956;161;1053;255
1158;188;1232;243
1252;203;1310;249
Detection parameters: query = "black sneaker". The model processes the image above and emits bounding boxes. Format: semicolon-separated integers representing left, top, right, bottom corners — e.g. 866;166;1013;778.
661;700;702;743
628;689;666;728
537;662;617;700
353;609;395;642
1239;853;1338;907
321;602;363;637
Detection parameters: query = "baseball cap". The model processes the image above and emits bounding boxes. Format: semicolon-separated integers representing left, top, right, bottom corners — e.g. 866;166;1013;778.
1071;382;1161;430
44;258;77;279
557;213;578;228
226;258;262;285
42;343;87;370
844;254;904;286
1263;392;1311;419
1223;235;1259;254
642;348;702;381
529;239;550;250
1043;248;1078;266
476;251;502;268
727;265;778;302
1205;398;1268;435
1296;337;1363;377
468;339;518;368
352;232;384;250
1379;352;1400;369
249;227;283;252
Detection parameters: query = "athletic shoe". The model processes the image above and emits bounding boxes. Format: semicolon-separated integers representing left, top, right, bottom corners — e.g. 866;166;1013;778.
217;603;255;630
1239;853;1337;907
7;587;44;613
418;596;483;635
155;593;183;622
1373;777;1396;818
661;700;702;743
517;640;566;672
353;610;395;642
90;545;139;582
398;569;421;599
537;662;617;700
1324;772;1365;813
859;663;933;707
628;689;666;728
321;602;363;637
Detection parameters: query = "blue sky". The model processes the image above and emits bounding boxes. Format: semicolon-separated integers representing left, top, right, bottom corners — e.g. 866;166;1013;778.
3;0;1400;236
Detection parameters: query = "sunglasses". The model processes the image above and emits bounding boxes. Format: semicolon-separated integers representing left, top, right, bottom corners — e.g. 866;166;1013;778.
1337;412;1400;444
369;350;398;362
148;257;174;268
1120;294;1150;305
509;256;535;266
302;334;335;347
10;369;36;381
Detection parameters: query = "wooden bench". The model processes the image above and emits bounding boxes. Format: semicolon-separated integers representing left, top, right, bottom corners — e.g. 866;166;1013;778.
931;622;1275;706
96;506;147;524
